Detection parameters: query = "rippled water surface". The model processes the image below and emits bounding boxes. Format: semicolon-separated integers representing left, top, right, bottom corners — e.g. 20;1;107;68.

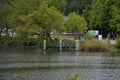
0;48;120;80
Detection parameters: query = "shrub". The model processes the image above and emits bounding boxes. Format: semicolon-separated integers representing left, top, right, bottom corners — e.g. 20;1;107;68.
1;36;43;47
66;71;84;80
1;36;17;46
116;38;120;49
79;39;113;52
85;32;96;39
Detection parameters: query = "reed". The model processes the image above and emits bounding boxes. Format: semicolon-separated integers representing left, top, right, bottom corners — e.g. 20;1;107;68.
79;39;114;52
116;38;120;49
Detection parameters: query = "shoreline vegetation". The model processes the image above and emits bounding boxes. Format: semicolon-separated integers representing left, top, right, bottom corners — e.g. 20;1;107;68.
0;0;120;54
0;35;119;53
79;39;116;52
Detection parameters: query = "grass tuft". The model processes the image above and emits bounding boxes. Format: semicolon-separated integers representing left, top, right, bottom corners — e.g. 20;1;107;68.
79;39;115;52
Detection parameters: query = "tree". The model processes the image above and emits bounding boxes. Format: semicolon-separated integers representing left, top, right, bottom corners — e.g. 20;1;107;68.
65;0;92;16
6;0;41;37
16;15;39;40
88;0;114;37
65;12;87;33
0;0;11;37
109;0;120;35
49;0;67;15
19;1;64;41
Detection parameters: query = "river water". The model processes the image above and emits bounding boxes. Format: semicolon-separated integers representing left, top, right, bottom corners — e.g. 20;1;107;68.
0;48;120;80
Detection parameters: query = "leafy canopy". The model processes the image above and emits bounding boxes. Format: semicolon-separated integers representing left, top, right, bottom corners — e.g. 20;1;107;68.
65;12;88;33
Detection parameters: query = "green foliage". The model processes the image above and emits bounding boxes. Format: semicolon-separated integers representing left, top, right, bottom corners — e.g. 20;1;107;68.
15;14;39;39
54;38;59;42
112;52;120;56
85;32;96;39
47;38;59;47
109;0;120;33
65;12;88;33
5;0;39;29
65;0;92;15
7;0;64;41
1;36;16;46
33;2;64;31
66;71;84;80
89;0;112;36
1;36;43;47
49;0;66;13
116;38;120;49
0;0;11;29
1;0;120;47
62;39;74;44
30;2;64;40
80;39;114;52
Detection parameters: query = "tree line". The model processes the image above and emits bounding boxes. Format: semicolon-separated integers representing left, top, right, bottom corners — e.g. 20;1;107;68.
0;0;120;44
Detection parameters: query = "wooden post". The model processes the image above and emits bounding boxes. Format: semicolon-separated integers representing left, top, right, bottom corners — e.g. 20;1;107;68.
43;40;46;51
98;35;102;41
59;39;62;51
75;40;79;51
107;33;111;46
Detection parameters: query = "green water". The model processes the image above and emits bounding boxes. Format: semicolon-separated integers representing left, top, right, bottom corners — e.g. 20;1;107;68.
0;48;120;80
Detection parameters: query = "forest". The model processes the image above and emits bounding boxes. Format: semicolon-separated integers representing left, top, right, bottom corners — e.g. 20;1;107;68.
0;0;120;47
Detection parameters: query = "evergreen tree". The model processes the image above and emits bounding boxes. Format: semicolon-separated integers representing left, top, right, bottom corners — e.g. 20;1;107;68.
0;0;11;37
65;0;92;15
89;0;113;37
109;0;120;35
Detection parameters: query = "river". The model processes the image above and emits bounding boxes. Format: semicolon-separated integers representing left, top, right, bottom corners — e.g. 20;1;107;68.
0;48;120;80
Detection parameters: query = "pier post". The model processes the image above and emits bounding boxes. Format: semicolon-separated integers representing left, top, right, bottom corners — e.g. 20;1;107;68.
107;33;111;46
59;39;62;51
75;40;79;51
43;40;46;51
98;35;102;41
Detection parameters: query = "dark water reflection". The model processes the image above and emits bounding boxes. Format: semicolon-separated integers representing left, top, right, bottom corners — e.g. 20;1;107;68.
0;48;120;80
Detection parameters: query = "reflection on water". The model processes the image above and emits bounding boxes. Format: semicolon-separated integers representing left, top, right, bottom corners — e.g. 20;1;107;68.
0;48;120;80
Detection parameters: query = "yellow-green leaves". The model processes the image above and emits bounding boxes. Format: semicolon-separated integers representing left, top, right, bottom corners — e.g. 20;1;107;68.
66;71;84;80
65;12;88;33
16;1;64;40
31;2;64;32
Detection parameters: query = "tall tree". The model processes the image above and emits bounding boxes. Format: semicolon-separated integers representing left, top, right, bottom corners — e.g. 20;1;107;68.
9;0;39;23
88;0;113;37
7;0;40;37
49;0;67;15
109;0;120;35
18;1;64;41
65;0;92;15
0;0;11;37
65;12;87;33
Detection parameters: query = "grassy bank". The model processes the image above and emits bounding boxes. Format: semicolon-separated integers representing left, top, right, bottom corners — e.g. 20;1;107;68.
79;39;115;52
0;36;43;47
0;36;117;52
116;38;120;49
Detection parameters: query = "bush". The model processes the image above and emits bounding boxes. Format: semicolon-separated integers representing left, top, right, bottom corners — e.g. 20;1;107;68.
79;39;113;52
85;33;96;39
116;38;120;49
1;36;17;46
46;39;75;48
1;36;43;47
54;38;59;42
66;71;84;80
19;37;43;46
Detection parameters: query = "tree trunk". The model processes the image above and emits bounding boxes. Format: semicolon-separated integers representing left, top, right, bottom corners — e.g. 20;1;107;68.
0;28;1;42
5;27;9;36
46;32;53;42
11;29;14;37
0;28;2;46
